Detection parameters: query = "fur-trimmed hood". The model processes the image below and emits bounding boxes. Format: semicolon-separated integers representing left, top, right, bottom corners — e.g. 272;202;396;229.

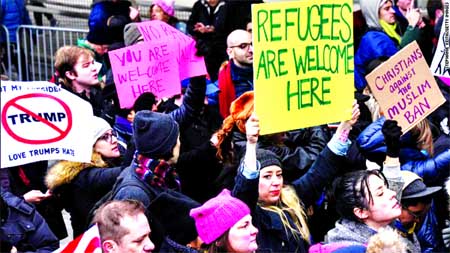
45;152;108;190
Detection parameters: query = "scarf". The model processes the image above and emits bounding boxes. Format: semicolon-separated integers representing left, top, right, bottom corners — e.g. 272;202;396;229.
379;19;401;44
134;153;180;191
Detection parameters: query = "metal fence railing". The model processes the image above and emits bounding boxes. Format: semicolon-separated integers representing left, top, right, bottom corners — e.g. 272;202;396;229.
1;25;12;79
16;25;88;81
26;0;193;30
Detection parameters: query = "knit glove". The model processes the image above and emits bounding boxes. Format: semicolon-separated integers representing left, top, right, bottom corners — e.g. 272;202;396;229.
382;120;402;158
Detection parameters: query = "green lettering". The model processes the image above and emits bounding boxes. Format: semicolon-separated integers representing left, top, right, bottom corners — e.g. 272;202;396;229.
257;10;269;42
340;3;352;43
256;53;269;79
285;8;297;41
266;50;278;77
278;48;288;77
309;5;320;41
270;9;282;41
320;4;331;40
292;48;308;75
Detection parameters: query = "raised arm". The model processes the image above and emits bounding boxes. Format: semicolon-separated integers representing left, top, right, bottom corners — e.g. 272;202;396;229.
292;101;360;207
232;113;260;211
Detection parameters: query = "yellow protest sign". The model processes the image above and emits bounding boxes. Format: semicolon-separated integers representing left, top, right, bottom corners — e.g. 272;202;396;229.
252;0;354;135
366;41;446;133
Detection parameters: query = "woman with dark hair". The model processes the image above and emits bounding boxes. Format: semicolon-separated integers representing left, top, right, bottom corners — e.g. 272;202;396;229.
325;169;421;251
325;121;421;252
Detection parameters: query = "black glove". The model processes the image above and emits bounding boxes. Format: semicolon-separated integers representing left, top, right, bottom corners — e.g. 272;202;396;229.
382;120;402;158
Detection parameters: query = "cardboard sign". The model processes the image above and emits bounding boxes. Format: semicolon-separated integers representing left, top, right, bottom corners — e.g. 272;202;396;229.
430;0;450;78
366;41;446;133
109;43;181;109
252;0;354;135
137;20;207;80
1;81;93;168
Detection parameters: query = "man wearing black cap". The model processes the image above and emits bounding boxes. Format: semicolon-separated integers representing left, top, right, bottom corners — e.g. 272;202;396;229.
396;170;445;253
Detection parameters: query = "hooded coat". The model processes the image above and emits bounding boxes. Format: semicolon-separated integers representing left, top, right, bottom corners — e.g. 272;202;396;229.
354;0;421;91
45;153;122;237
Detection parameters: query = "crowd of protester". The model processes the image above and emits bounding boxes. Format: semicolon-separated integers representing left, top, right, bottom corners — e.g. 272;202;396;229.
1;0;450;252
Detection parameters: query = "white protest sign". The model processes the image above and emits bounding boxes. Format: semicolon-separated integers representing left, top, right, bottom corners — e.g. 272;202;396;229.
1;81;93;168
430;0;450;78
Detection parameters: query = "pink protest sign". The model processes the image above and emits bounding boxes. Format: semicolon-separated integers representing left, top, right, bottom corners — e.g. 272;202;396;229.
137;20;207;79
109;42;181;109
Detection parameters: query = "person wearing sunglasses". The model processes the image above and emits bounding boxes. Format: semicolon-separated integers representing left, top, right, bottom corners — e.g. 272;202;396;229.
217;29;254;119
396;170;445;253
45;116;124;237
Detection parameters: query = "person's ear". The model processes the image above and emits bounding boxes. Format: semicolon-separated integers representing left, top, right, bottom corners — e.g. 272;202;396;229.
65;70;76;81
353;207;369;220
226;47;234;59
102;240;117;253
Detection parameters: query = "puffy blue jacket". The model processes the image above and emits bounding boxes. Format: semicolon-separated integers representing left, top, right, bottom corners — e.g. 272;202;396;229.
0;0;31;43
395;202;446;253
356;117;450;185
354;30;398;91
0;191;59;253
354;26;421;91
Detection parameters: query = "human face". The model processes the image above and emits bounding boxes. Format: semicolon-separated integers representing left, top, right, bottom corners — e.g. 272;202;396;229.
227;215;258;253
228;32;253;68
115;213;155;253
70;55;99;88
399;202;430;228
151;5;170;23
396;0;412;11
94;129;121;158
379;1;396;25
365;175;402;227
258;166;283;205
207;0;219;7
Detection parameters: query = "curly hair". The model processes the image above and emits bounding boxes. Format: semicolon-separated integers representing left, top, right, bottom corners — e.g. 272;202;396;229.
215;91;254;162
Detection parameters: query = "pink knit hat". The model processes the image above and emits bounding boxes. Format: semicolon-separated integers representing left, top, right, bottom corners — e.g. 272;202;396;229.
152;0;175;17
189;189;250;244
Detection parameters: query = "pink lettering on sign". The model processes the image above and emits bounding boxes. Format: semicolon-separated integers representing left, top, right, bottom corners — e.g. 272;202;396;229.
109;42;181;109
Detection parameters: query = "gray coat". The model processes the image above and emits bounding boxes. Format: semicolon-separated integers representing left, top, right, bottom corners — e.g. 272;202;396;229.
325;218;421;253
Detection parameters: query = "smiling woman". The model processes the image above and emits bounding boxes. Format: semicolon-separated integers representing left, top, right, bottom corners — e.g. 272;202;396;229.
45;116;124;237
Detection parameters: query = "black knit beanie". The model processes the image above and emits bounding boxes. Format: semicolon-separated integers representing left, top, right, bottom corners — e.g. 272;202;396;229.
256;149;282;169
133;110;179;159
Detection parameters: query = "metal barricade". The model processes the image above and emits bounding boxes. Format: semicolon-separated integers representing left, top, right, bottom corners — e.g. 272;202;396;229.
16;25;88;81
1;25;12;79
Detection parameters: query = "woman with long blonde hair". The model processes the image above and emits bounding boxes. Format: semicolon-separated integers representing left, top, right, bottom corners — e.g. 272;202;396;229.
232;102;360;252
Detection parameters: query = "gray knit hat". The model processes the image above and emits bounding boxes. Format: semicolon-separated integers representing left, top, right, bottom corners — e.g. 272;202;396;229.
124;22;142;46
256;149;282;169
133;110;179;158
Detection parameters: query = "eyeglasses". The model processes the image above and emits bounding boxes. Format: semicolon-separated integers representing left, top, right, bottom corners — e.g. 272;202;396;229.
230;42;253;50
402;205;429;220
98;130;118;143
